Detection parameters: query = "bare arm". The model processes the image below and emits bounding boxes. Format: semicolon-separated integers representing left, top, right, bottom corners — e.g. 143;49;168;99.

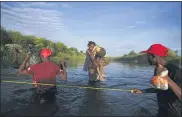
58;60;67;81
17;54;31;76
96;67;102;79
87;50;92;55
133;77;182;97
87;50;95;59
96;59;103;80
168;77;181;101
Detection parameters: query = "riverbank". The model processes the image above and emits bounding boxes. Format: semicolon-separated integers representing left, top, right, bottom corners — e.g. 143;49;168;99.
1;27;85;68
110;51;181;66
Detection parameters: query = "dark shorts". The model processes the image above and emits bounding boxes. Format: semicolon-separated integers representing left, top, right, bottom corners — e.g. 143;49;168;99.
31;86;57;103
89;69;98;81
88;62;98;81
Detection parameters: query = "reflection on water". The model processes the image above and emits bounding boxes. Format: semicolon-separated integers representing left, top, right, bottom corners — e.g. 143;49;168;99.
78;82;106;116
1;62;158;116
66;59;84;68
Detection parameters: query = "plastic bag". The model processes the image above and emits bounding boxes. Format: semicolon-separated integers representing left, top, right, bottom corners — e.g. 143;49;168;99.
152;70;168;90
29;54;41;65
27;44;41;66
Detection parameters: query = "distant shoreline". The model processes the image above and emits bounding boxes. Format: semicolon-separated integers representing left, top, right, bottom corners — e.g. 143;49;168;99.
109;53;181;67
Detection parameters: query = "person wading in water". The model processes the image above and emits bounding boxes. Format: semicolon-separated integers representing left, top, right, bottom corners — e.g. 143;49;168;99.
18;48;67;103
83;41;107;81
93;45;108;81
12;47;21;69
132;44;181;117
83;41;98;81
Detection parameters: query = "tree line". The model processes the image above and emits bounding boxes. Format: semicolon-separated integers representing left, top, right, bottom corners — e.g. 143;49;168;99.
109;49;181;65
1;26;85;67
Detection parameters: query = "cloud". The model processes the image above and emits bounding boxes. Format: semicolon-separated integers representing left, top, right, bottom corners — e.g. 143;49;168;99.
1;2;12;9
17;2;71;8
1;7;63;24
61;3;70;8
1;2;181;56
19;2;55;8
1;2;66;41
136;21;146;24
127;25;136;29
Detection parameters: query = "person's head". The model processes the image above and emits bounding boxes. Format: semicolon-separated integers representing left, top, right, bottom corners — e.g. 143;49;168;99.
87;41;96;51
141;44;168;66
40;48;52;62
15;48;20;53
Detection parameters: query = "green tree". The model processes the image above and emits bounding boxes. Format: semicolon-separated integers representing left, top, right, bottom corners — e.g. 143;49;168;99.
8;31;23;45
55;42;67;52
128;50;136;56
1;27;13;52
167;49;177;57
1;26;86;67
122;54;128;57
1;26;13;45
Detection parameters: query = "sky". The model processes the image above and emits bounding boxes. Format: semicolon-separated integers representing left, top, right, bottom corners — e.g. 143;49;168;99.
1;2;181;56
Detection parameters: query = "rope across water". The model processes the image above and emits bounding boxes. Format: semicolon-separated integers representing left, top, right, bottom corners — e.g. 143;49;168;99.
1;80;134;93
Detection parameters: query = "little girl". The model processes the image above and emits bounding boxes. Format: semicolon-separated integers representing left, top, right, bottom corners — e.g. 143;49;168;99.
83;41;96;72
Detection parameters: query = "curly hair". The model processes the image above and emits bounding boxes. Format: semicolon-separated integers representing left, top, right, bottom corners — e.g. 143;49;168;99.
87;41;96;46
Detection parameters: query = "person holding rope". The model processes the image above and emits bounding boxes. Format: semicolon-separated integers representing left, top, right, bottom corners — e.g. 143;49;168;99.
17;48;67;103
132;44;181;117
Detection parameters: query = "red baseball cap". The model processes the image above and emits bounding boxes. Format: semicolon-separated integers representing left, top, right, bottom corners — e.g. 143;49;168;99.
141;44;168;57
40;48;52;58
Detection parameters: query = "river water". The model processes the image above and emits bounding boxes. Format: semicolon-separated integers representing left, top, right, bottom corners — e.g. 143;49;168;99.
1;62;159;116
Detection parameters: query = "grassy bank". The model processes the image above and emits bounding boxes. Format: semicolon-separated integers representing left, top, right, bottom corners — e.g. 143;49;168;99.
1;26;86;68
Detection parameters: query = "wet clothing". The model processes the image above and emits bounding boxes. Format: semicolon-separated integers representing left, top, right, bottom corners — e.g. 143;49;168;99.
88;60;98;82
83;47;107;81
30;86;57;104
83;50;93;71
142;63;182;117
83;50;99;81
88;69;98;82
25;61;63;93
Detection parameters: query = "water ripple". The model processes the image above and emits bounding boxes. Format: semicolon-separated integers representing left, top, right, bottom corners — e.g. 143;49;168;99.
1;63;157;116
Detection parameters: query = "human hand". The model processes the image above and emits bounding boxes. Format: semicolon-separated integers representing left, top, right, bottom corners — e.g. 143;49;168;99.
60;59;65;67
132;88;143;94
160;70;170;81
25;53;31;61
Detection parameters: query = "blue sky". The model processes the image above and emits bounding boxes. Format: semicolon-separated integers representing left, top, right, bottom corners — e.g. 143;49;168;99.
1;2;181;56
